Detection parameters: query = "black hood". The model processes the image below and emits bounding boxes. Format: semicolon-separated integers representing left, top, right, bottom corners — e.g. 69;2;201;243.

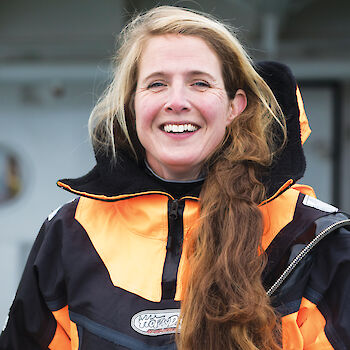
58;61;307;200
256;61;307;197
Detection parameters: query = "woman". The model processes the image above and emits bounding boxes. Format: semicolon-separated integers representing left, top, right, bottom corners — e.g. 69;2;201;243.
1;6;349;350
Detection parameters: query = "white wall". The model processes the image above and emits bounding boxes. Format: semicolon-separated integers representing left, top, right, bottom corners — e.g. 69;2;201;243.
301;86;334;203
0;72;104;324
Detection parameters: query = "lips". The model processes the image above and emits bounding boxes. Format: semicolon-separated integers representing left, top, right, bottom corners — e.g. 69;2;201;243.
161;123;199;133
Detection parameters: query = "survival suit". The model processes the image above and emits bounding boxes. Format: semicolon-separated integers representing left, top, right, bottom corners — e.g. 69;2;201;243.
1;62;349;350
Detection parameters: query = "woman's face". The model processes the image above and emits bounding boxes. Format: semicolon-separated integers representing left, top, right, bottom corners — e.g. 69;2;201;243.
134;34;247;181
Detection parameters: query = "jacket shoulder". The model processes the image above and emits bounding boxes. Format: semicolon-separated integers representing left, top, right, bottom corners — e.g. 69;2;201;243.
46;197;79;224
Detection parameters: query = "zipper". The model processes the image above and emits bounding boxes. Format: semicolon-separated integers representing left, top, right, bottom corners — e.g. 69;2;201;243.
167;199;180;251
169;199;179;220
162;199;185;299
267;219;350;297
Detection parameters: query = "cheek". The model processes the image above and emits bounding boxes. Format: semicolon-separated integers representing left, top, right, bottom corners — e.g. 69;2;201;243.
197;92;230;120
135;96;162;129
207;125;227;156
198;103;230;127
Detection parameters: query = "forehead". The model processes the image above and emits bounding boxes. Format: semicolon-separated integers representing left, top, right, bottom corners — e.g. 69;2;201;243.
138;34;223;77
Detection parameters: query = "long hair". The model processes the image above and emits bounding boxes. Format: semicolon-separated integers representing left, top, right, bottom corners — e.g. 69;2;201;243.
89;6;286;349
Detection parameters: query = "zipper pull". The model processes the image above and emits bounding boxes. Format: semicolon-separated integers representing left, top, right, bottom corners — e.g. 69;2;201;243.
167;199;179;251
166;236;173;250
169;199;179;220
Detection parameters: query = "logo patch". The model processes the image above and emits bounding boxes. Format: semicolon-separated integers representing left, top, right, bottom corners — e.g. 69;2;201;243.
131;309;180;336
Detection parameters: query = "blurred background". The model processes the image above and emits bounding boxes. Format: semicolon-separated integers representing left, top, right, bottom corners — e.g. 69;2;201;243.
0;0;349;324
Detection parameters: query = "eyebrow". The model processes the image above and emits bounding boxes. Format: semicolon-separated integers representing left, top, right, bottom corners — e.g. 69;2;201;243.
142;70;217;83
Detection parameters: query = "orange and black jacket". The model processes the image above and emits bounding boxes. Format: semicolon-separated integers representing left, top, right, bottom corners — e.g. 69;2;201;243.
1;62;350;349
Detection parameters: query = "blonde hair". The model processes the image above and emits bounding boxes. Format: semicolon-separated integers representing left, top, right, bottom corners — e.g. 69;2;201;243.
88;6;285;162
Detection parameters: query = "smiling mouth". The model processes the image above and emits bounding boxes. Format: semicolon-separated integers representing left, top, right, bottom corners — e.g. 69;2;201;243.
162;123;199;133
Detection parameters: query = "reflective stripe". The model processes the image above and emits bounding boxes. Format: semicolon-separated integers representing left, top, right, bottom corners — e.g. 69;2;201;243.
302;195;338;213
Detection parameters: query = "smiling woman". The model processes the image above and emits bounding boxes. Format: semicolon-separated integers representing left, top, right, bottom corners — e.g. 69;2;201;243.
1;5;350;350
134;34;247;180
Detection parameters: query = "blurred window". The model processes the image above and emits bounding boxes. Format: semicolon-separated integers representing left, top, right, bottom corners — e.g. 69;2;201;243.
0;145;21;204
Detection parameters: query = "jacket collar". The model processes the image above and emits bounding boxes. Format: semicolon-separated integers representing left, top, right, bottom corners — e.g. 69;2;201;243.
57;150;203;201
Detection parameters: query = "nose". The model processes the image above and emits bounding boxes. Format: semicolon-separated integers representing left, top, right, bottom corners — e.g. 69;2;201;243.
164;84;191;113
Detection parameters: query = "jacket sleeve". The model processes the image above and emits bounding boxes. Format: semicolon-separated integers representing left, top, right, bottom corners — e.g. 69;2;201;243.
307;223;350;349
282;223;350;349
0;204;74;350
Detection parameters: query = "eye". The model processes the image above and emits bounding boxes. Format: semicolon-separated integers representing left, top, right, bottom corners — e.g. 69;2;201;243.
147;81;166;90
192;81;210;90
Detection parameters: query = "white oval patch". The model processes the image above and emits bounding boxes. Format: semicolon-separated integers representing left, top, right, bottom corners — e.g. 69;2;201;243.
131;309;180;336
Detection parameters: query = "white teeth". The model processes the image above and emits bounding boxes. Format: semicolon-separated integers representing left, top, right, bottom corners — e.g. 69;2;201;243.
163;123;199;133
187;124;197;132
